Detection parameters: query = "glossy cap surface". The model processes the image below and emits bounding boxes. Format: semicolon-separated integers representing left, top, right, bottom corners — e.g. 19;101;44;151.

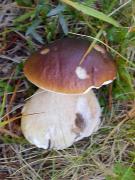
24;38;116;94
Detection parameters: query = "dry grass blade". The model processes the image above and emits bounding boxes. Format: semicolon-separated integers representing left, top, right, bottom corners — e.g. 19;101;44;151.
0;128;19;138
103;102;135;146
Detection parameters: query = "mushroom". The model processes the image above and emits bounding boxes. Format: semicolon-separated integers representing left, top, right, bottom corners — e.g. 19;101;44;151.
21;38;116;150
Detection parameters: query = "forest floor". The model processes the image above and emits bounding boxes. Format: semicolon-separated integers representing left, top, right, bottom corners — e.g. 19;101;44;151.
0;0;135;179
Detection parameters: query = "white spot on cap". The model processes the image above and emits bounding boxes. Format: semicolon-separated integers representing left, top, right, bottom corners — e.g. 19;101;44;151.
94;45;105;54
75;66;89;80
40;48;50;55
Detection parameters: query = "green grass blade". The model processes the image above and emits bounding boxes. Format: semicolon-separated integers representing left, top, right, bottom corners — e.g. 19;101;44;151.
0;93;6;118
61;0;120;27
14;11;35;23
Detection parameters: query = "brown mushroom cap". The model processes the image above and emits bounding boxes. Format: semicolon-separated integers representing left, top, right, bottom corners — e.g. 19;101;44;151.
24;38;116;94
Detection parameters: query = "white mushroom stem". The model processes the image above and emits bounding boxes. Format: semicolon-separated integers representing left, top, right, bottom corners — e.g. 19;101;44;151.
21;89;101;150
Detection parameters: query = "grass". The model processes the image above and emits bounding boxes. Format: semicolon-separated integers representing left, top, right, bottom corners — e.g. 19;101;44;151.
0;0;135;179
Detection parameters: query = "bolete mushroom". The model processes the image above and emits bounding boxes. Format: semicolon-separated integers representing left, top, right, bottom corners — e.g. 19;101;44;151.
21;38;116;150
